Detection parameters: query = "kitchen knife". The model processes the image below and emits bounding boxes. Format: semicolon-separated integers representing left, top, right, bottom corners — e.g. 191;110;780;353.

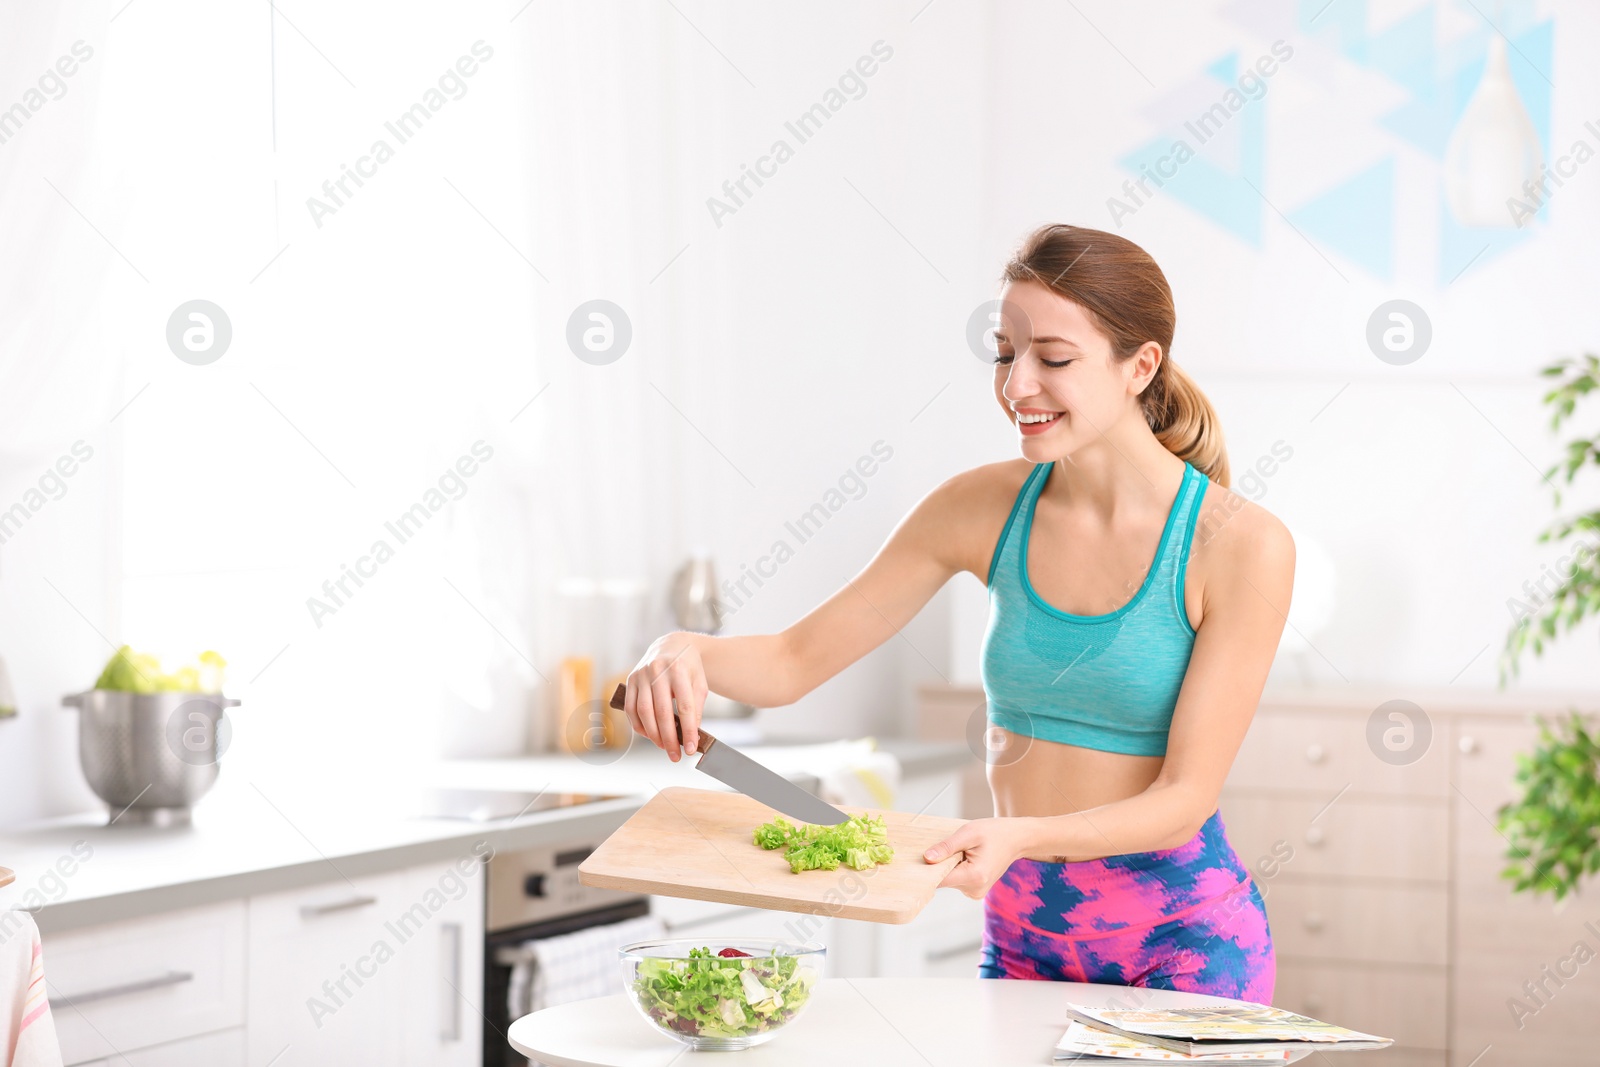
609;683;848;825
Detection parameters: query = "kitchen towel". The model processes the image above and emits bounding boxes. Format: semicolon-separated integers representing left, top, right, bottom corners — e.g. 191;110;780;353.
0;911;63;1067
501;913;664;1067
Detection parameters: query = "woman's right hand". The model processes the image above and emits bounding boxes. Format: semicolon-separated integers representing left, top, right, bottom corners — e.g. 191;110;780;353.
623;632;707;762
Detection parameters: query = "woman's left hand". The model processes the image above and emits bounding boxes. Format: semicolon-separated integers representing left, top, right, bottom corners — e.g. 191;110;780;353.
922;817;1040;899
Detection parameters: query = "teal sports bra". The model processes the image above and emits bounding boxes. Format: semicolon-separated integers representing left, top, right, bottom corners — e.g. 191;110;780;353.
979;461;1208;757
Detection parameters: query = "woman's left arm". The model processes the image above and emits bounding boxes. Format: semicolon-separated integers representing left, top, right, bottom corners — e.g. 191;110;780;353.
927;502;1296;898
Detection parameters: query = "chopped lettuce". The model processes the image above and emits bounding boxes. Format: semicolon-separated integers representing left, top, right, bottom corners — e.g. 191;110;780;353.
632;946;814;1040
93;646;228;693
752;818;793;850
752;813;895;873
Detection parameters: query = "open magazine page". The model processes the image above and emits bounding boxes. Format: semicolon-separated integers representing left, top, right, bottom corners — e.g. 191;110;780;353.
1066;1004;1389;1044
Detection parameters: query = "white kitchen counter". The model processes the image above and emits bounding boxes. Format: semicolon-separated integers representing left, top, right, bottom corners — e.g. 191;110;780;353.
508;978;1319;1066
0;782;642;935
0;738;968;934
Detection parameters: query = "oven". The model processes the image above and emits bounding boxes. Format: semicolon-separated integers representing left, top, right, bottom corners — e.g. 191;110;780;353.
482;838;651;1067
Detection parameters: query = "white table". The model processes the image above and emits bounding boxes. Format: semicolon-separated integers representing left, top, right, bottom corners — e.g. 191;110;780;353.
508;977;1317;1066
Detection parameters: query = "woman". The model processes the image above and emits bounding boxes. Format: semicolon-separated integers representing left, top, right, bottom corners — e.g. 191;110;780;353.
619;223;1293;1003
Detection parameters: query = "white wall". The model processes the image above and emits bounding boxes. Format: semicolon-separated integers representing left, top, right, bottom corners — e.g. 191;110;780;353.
3;0;1594;826
0;1;997;823
951;0;1600;696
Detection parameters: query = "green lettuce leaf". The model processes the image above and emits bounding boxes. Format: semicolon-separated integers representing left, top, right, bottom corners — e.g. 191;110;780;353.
752;813;895;873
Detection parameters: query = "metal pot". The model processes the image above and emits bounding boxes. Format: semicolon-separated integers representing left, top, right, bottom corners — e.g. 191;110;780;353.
669;557;724;634
62;690;240;826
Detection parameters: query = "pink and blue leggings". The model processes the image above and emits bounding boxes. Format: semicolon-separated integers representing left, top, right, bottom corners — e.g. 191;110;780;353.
978;808;1275;1003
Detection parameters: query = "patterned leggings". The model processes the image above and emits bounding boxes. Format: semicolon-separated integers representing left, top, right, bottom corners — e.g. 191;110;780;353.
978;808;1275;1003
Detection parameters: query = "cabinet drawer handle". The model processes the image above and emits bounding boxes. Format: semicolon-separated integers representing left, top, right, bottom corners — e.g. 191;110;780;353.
1459;735;1479;755
300;895;378;918
659;911;744;933
441;922;462;1042
49;970;194;1009
1303;912;1324;933
1304;826;1326;847
1305;743;1327;765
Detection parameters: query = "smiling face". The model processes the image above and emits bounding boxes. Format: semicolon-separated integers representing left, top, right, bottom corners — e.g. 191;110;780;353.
991;279;1161;464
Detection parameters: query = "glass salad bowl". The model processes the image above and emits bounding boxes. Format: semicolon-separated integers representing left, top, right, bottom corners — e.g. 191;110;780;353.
620;937;825;1050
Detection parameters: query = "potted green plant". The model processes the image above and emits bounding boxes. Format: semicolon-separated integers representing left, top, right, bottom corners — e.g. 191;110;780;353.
1499;353;1600;901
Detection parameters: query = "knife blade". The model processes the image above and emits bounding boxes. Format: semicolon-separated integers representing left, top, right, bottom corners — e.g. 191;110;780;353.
609;683;849;825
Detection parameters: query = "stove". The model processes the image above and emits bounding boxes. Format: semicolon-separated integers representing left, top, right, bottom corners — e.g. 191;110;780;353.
467;793;650;1067
414;788;622;823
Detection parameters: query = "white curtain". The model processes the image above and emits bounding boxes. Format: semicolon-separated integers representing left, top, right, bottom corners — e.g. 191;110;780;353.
510;0;742;750
0;3;117;450
68;0;738;797
2;0;984;821
0;3;121;822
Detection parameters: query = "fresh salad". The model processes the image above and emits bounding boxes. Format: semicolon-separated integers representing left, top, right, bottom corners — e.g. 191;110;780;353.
632;946;815;1039
753;813;895;873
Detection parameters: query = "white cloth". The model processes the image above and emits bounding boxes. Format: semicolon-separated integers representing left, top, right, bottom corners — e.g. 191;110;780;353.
525;914;663;1013
0;912;63;1067
501;914;664;1067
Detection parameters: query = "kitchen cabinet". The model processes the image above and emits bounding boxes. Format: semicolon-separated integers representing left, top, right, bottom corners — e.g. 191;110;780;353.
917;683;1600;1067
1450;718;1600;1067
1272;962;1446;1065
38;856;487;1067
1262;880;1447;965
73;1026;245;1066
247;859;486;1067
653;878;986;982
401;859;486;1067
1223;702;1448;1065
865;770;984;978
869;888;985;978
246;869;412;1065
658;896;836;947
1220;793;1449;881
915;685;999;820
1223;700;1600;1067
46;899;245;1066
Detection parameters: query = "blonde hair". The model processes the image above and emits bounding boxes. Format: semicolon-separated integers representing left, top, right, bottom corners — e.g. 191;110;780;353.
1002;224;1230;486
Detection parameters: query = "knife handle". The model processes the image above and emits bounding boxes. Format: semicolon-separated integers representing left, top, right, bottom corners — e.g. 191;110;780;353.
609;683;716;752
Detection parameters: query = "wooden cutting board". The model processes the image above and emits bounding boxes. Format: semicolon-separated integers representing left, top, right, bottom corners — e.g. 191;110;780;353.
578;787;967;924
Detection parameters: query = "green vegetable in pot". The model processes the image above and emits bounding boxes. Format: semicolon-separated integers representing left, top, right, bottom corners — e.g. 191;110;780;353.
93;645;228;693
752;813;894;873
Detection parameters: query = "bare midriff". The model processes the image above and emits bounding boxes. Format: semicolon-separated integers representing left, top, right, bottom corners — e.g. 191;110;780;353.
985;726;1166;862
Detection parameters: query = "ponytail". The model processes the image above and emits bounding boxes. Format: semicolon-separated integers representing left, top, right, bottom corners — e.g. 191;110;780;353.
1141;359;1229;486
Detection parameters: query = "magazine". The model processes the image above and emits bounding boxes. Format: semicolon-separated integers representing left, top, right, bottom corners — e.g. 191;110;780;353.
1062;1003;1393;1056
1056;1021;1293;1062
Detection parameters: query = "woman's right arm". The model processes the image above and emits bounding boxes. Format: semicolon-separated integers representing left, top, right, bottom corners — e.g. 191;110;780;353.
623;464;1018;761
